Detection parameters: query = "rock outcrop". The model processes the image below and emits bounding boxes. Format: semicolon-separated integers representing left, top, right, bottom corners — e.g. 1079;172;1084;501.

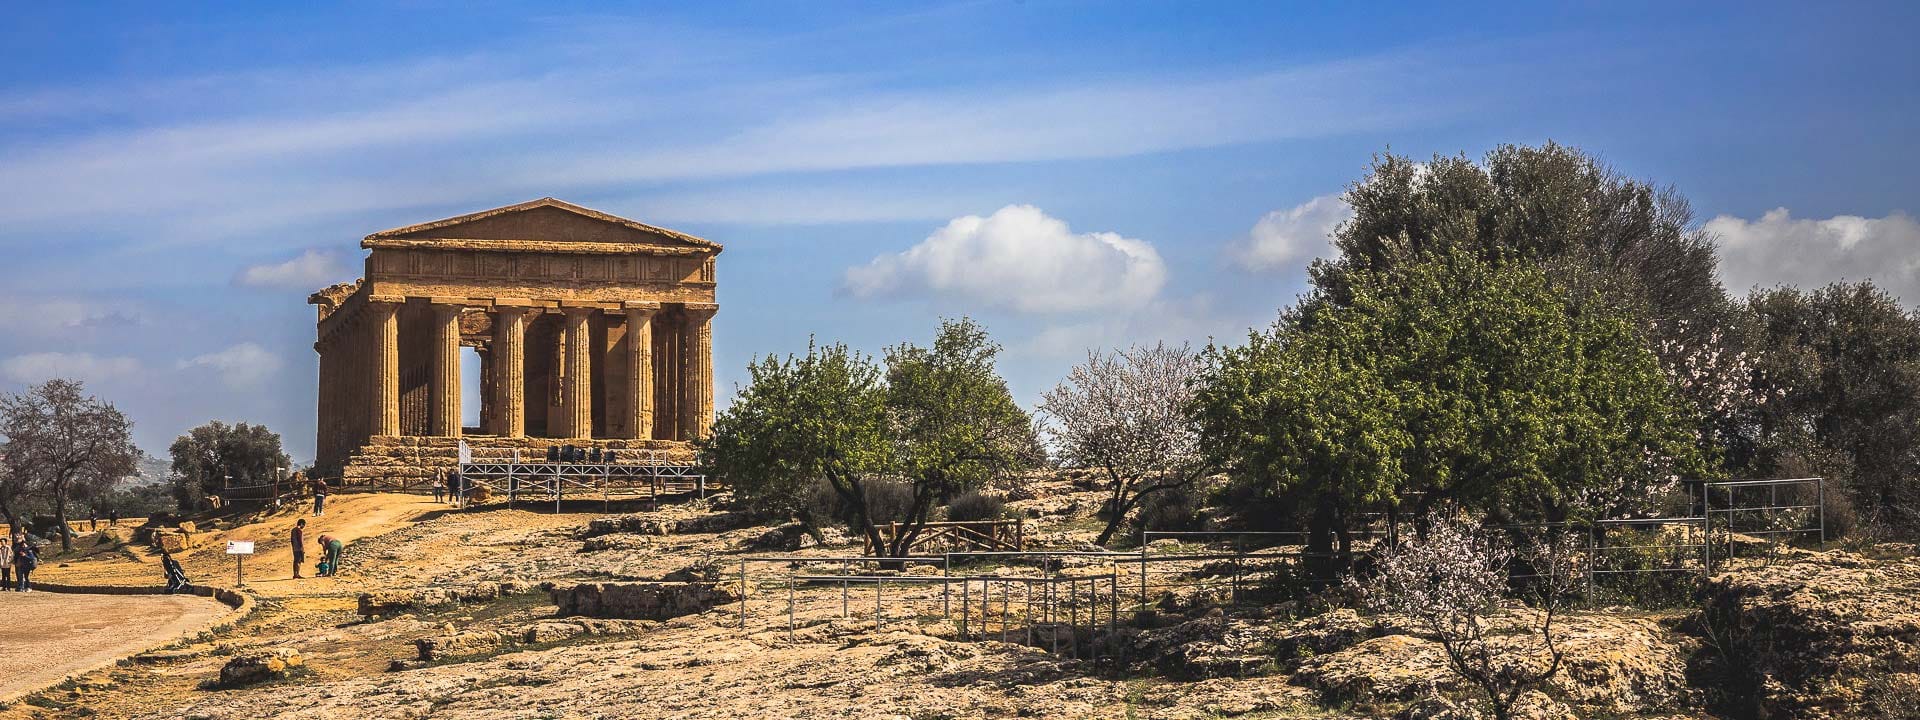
1694;546;1920;718
551;581;740;620
218;647;303;687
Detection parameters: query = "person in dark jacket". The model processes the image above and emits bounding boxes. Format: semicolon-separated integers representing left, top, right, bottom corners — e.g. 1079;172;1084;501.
310;475;329;517
291;518;307;579
14;541;37;592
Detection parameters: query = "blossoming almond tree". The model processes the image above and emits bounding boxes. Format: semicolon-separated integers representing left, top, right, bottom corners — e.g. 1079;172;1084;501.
1352;516;1586;720
1040;342;1209;546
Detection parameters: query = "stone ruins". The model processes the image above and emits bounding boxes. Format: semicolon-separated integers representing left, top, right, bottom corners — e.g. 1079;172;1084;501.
308;198;720;485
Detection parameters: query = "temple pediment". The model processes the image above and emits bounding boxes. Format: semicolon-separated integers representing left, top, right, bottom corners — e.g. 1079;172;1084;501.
363;198;720;252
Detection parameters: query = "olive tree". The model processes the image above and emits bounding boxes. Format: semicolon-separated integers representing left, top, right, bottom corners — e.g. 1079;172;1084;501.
1193;251;1707;569
701;340;889;534
168;421;291;512
878;318;1033;557
702;319;1030;559
1041;342;1209;546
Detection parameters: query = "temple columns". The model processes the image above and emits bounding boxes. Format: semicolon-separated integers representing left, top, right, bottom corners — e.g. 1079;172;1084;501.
624;302;659;439
491;303;530;438
561;306;595;438
429;300;463;437
682;303;718;440
369;298;401;437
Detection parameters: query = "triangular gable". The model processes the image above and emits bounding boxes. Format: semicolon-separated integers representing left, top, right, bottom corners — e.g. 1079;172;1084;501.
364;198;720;251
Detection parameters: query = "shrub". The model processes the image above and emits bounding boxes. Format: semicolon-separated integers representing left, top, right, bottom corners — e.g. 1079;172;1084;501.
806;477;917;531
944;491;1005;522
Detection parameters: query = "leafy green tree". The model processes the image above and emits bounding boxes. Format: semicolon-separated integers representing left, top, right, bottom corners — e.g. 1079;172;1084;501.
878;318;1033;556
0;379;142;550
1320;142;1747;460
1193;251;1707;567
701;340;889;534
167;421;291;512
701;319;1031;558
1744;282;1920;535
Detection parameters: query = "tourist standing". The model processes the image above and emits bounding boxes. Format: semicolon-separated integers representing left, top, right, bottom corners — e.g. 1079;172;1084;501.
89;508;99;532
310;475;329;517
109;508;119;527
432;474;446;504
14;541;36;592
0;536;12;591
448;468;464;507
291;519;307;579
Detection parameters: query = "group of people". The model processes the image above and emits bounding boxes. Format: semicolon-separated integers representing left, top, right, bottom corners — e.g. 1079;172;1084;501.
0;532;39;592
290;518;344;579
86;507;122;532
430;469;465;505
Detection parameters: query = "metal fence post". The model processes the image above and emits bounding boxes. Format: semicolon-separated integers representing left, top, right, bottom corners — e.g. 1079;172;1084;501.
1818;478;1827;544
1586;524;1596;609
961;579;971;639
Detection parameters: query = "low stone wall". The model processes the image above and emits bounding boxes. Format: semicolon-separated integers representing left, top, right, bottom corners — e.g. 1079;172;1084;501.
551;581;739;620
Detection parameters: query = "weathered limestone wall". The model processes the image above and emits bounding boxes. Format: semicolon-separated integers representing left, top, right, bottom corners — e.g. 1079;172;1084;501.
550;581;739;620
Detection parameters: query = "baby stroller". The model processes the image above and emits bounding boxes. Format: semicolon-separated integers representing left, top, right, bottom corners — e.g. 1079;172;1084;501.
162;552;191;593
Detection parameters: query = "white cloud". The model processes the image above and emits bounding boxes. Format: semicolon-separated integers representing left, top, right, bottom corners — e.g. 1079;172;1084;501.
1236;194;1353;271
842;205;1166;314
236;250;352;289
1709;208;1920;302
177;343;282;388
0;352;143;385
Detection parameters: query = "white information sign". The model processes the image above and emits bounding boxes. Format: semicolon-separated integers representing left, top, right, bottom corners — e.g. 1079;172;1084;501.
226;540;255;555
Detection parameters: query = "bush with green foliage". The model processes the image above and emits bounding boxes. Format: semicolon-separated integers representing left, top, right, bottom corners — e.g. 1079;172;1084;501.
701;319;1032;557
1193;250;1708;570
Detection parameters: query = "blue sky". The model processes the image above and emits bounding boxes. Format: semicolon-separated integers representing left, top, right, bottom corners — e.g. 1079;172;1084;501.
1;1;1916;463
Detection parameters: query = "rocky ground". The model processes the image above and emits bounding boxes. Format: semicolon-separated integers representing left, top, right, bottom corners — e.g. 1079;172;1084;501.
2;477;1914;719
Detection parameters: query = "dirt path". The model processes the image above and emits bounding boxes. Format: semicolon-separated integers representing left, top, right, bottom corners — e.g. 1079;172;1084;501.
0;592;228;701
39;493;448;597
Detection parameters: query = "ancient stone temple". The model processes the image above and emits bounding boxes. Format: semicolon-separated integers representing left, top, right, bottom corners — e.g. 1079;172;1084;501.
308;198;719;483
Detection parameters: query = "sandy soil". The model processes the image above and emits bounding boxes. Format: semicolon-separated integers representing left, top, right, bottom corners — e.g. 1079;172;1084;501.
0;592;228;701
38;493;450;597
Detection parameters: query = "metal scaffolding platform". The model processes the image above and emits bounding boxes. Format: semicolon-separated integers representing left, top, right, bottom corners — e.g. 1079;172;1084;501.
458;454;713;510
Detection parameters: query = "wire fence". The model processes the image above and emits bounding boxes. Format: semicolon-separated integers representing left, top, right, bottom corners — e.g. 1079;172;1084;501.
731;478;1826;664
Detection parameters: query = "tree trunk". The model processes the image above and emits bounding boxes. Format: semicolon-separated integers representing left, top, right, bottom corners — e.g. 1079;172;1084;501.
0;497;18;535
1305;497;1338;584
53;484;74;551
1093;494;1130;547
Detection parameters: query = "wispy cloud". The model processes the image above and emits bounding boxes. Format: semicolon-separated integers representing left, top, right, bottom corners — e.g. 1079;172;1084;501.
0;352;144;385
0;39;1506;246
236;250;353;290
177;343;282;389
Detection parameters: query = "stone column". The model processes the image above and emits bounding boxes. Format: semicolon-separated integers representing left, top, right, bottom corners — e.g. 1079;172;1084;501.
623;301;660;440
491;302;530;438
369;298;402;437
562;306;595;439
682;303;718;440
429;300;463;437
